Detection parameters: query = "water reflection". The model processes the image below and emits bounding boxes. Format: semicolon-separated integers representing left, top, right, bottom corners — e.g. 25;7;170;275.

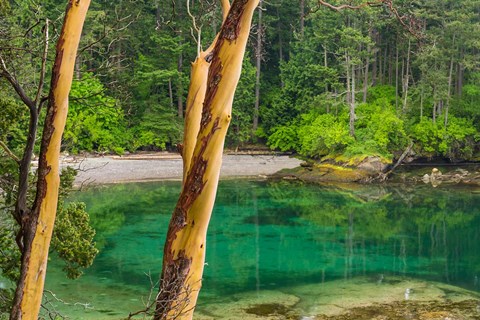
46;180;480;318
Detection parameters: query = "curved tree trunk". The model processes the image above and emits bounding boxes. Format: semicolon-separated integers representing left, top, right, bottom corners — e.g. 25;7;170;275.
10;1;90;319
155;0;259;319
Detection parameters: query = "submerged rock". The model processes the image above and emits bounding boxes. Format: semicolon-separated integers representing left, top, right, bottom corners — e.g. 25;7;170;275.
195;290;300;319
196;276;480;320
273;164;375;183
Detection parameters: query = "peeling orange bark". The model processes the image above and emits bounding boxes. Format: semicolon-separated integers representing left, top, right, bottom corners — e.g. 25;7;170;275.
155;0;260;319
10;1;90;319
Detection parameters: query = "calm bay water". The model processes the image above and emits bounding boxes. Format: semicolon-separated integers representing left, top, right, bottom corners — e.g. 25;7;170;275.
44;180;480;319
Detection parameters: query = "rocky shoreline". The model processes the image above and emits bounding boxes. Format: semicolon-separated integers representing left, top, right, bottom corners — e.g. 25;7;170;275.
63;152;480;188
272;157;480;187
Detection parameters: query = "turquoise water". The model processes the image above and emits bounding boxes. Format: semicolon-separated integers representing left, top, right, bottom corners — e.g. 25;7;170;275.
44;180;480;319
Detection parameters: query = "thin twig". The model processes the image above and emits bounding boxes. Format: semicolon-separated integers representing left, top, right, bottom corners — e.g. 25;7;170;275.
0;54;36;111
35;19;49;105
0;141;20;164
316;0;383;11
186;0;202;56
313;0;423;39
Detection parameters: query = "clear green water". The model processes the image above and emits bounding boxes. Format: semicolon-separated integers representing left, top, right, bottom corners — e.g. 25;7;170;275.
44;180;480;319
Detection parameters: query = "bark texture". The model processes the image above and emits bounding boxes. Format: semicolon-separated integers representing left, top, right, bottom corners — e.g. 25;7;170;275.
155;0;259;319
10;1;90;319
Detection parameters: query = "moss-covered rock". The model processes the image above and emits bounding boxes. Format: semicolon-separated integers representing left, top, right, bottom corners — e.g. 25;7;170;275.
272;163;375;183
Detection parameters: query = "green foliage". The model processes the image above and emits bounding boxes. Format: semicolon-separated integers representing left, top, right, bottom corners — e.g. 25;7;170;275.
0;218;20;282
366;86;397;106
0;95;28;154
65;73;128;154
297;112;353;157
411;116;478;160
228;54;257;146
132;107;182;151
268;123;300;152
269;94;408;160
52;202;98;279
354;102;408;157
129;52;184;151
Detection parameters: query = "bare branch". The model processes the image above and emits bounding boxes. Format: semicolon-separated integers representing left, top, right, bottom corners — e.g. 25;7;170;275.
316;0;383;11
35;19;49;106
314;0;423;39
187;0;202;56
0;141;20;164
0;54;36;111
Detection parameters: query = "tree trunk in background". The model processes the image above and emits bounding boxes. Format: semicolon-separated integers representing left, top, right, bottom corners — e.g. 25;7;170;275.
177;41;184;118
155;1;260;319
349;63;356;137
276;7;284;88
346;53;351;105
445;55;454;127
456;47;464;96
388;45;393;85
420;86;424;119
277;7;284;64
169;79;174;108
395;44;399;111
10;1;90;319
324;45;329;93
402;39;411;114
456;62;464;97
362;49;369;103
253;0;263;133
371;31;378;86
378;46;383;85
445;35;456;128
382;45;387;85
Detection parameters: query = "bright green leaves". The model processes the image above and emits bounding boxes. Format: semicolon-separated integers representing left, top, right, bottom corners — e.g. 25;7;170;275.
267;86;411;161
65;73;128;154
52;202;98;279
228;54;257;146
268;124;301;152
412;116;478;160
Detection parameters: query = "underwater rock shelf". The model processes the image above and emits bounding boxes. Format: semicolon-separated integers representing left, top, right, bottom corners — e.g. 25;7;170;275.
195;276;480;320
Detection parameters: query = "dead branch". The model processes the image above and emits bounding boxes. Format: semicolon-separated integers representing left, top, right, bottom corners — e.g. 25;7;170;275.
316;0;383;11
0;141;20;164
128;269;197;320
0;54;36;111
34;19;49;105
378;141;414;181
313;0;424;39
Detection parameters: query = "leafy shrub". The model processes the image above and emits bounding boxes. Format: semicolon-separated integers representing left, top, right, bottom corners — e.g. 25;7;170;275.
366;85;396;106
52;202;99;279
297;112;353;157
411;116;478;160
268;123;300;152
355;102;408;158
64;73;129;153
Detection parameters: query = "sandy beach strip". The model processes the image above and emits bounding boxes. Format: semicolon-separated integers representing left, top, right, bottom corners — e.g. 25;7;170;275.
63;153;301;186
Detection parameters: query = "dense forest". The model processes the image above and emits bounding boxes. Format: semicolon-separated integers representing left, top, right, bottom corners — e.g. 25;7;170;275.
1;0;480;163
1;1;480;318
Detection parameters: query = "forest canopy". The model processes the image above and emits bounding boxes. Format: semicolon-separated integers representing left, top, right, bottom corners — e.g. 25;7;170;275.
1;0;479;162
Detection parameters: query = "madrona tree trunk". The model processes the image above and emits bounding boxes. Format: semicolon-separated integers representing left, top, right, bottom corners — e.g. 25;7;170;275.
154;0;259;319
10;1;90;319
